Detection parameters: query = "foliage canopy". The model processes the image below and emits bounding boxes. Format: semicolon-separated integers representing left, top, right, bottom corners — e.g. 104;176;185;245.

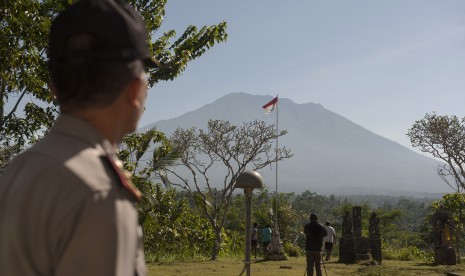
1;0;227;171
407;113;465;191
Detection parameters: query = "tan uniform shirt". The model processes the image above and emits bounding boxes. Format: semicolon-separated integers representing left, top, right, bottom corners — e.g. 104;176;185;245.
0;115;146;276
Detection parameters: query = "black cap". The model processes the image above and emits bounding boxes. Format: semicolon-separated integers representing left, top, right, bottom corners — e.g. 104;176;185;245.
49;0;159;68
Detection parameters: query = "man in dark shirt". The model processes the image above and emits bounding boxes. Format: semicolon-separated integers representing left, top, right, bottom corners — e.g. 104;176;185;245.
304;214;328;276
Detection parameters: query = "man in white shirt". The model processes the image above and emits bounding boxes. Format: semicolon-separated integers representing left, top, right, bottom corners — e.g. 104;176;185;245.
324;221;337;261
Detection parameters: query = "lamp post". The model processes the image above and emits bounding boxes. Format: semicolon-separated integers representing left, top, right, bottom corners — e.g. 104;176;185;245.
234;171;264;276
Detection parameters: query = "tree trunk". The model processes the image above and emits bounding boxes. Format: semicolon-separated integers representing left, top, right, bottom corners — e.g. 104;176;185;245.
211;227;222;260
457;206;462;264
1;80;4;132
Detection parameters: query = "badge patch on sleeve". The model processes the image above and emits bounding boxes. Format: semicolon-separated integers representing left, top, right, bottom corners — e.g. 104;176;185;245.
104;155;143;202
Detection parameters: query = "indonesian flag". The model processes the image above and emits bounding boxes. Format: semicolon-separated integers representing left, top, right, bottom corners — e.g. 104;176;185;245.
262;96;278;114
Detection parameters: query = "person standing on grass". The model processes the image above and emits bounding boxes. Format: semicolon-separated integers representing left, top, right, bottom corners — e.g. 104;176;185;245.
304;214;327;276
251;222;259;259
261;224;272;258
0;0;159;275
324;221;337;261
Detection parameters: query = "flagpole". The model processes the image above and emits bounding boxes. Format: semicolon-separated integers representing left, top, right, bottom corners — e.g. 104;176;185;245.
262;95;285;260
275;94;279;234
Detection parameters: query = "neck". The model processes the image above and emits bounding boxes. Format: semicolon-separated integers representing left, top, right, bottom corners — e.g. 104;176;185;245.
63;106;128;145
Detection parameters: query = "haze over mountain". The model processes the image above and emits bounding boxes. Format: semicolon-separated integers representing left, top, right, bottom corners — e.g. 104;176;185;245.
142;92;449;197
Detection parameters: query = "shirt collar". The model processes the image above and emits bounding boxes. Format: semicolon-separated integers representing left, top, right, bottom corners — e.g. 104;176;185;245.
51;114;117;156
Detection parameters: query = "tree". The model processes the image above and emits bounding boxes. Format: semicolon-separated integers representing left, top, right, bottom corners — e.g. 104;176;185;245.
118;130;217;260
167;119;293;259
1;0;59;172
408;113;465;262
252;188;275;228
118;129;178;225
1;0;227;171
433;193;465;263
276;200;303;245
293;191;343;230
407;113;465;191
141;184;215;261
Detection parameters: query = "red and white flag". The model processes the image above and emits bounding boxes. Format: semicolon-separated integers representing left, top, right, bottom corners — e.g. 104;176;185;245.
262;96;278;114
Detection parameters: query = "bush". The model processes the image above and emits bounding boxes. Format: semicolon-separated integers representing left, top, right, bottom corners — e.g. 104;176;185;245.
383;243;433;262
142;186;215;262
218;230;245;259
284;242;304;257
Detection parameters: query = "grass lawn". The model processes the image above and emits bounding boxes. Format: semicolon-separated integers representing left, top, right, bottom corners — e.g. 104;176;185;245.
148;257;465;276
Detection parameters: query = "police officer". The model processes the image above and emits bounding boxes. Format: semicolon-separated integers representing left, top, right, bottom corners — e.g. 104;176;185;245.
0;0;159;275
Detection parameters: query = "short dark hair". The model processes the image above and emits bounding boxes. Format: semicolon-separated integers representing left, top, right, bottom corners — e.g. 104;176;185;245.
325;221;331;226
49;33;144;110
310;214;318;221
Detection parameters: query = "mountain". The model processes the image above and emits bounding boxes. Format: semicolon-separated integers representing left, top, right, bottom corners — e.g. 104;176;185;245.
141;92;448;197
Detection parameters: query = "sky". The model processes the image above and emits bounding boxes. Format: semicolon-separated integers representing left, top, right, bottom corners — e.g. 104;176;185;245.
141;0;465;154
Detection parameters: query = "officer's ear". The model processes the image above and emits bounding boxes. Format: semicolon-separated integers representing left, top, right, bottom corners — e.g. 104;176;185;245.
124;75;146;109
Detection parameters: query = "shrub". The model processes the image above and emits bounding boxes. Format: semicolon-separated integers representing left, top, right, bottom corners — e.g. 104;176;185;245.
382;242;433;262
283;242;304;257
142;186;215;262
219;230;245;259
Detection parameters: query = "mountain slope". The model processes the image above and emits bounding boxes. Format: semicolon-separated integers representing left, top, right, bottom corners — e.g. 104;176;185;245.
142;92;448;196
